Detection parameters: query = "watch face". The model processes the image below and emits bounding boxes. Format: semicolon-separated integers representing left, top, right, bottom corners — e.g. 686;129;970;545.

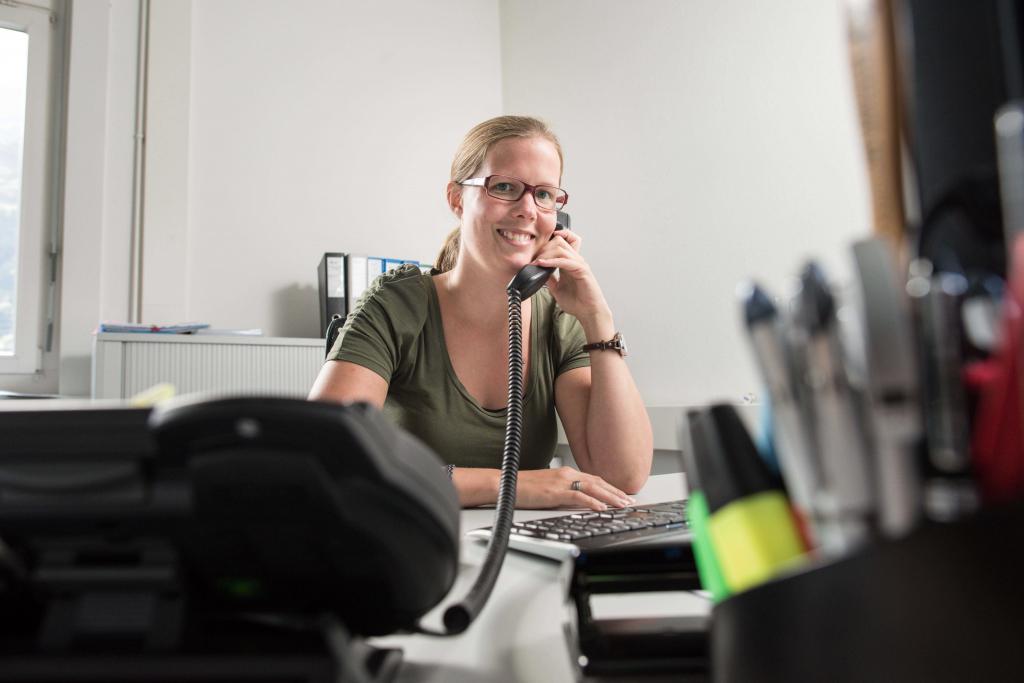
615;334;628;357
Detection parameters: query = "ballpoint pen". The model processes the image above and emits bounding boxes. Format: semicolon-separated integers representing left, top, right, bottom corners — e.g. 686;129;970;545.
739;281;822;547
851;238;923;538
794;262;875;556
907;263;979;520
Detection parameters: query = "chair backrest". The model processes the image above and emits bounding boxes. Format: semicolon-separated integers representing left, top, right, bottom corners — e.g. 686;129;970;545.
325;314;345;358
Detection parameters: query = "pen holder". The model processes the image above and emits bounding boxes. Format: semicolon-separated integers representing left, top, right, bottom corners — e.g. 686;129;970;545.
710;501;1024;682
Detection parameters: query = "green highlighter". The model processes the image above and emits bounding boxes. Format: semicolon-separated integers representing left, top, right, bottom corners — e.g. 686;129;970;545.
682;409;730;601
687;404;807;594
685;489;730;602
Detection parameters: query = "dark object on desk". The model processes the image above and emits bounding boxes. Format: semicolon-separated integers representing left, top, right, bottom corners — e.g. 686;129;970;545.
711;501;1024;682
325;312;345;356
899;0;1022;278
466;499;691;561
0;397;460;682
566;541;708;681
318;251;347;336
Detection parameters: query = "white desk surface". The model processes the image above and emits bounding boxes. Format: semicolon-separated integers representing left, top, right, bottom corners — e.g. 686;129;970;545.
371;472;709;682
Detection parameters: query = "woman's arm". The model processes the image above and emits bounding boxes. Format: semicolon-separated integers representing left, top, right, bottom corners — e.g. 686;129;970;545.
308;360;389;407
311;361;632;509
555;355;653;495
310;343;643;508
533;230;653;494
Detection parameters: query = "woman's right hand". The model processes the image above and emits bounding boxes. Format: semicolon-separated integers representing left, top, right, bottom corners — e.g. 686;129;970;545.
515;467;635;511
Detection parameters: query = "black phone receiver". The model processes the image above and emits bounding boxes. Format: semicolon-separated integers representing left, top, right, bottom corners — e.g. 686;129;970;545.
506;211;571;299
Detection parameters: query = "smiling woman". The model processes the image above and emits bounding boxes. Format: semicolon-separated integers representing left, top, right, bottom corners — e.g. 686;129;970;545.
309;115;654;511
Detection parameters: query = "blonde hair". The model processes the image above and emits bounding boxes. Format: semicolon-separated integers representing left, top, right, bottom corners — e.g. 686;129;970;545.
435;116;563;272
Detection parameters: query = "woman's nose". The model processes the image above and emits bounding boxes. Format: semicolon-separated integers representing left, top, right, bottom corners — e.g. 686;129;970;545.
511;190;537;219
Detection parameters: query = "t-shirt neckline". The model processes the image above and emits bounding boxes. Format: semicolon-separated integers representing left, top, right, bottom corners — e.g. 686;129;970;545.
425;274;538;417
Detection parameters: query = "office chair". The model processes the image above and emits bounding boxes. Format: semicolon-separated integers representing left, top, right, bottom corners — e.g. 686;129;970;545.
325;313;345;357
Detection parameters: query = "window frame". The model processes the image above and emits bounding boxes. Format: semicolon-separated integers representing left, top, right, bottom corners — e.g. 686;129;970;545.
0;2;59;374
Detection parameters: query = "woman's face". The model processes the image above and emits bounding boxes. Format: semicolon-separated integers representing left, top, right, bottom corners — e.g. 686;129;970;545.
452;135;562;278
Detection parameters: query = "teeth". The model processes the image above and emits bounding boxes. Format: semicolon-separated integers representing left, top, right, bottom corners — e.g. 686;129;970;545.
499;230;533;244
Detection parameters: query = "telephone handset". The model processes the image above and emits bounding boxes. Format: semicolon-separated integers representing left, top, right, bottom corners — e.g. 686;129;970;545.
506;210;571;298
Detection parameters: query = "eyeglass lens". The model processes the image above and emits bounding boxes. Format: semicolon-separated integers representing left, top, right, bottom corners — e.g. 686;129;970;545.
486;175;566;210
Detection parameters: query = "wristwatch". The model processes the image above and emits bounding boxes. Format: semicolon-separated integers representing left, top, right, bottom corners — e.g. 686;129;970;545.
582;332;628;357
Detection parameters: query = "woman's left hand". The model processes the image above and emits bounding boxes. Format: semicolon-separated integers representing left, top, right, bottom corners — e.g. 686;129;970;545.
533;229;611;323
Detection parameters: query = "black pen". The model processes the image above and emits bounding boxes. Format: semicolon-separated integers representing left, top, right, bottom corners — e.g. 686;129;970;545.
794;263;875;556
907;263;979;520
852;238;922;537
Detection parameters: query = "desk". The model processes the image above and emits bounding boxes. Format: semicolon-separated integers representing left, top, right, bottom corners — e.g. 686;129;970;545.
372;473;709;683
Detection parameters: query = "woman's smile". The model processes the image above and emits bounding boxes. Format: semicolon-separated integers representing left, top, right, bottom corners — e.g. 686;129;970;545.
497;228;535;246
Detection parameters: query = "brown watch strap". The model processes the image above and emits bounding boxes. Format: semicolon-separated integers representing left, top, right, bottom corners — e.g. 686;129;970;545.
582;332;627;356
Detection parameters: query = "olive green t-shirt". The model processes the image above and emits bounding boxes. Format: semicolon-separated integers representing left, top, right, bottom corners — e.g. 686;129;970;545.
326;264;591;469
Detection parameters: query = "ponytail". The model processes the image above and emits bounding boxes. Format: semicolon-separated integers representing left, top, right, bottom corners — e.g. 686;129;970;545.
435;227;461;273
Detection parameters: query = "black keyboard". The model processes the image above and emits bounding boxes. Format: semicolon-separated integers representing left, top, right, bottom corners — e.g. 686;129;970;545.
467;499;690;560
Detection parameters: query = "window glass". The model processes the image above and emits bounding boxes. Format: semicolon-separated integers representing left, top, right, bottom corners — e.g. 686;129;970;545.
0;27;29;355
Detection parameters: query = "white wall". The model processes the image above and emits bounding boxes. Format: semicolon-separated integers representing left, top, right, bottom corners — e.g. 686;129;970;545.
58;0;140;396
50;0;872;406
161;0;503;336
501;0;871;407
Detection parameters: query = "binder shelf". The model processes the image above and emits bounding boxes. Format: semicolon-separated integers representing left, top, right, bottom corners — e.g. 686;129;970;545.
711;502;1024;682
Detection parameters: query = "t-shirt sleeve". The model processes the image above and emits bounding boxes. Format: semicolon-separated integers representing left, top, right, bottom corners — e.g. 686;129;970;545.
325;265;426;382
553;307;591;376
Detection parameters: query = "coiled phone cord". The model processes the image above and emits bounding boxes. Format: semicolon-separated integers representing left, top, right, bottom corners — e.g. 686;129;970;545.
432;286;526;635
420;221;564;636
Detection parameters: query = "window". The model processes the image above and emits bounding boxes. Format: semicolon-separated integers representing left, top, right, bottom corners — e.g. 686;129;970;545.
0;2;60;373
0;28;30;356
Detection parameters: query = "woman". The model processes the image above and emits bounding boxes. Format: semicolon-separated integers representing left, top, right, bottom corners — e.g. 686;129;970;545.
309;116;652;510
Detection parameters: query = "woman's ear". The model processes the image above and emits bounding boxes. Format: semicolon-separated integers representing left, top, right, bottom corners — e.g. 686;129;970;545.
446;181;463;217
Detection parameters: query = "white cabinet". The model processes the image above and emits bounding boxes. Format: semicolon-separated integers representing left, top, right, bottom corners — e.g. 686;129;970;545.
92;333;325;399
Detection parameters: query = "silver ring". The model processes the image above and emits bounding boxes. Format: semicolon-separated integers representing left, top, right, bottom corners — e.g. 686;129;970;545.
570;480;582;492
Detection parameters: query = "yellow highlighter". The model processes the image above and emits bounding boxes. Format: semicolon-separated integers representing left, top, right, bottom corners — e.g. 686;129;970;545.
689;404;808;594
129;383;177;407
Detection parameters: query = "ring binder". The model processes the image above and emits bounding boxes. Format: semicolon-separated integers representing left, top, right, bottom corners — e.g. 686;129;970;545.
317;252;346;337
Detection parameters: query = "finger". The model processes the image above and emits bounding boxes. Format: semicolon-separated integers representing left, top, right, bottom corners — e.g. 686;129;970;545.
534;256;586;274
577;474;634;507
568;490;608;511
535;240;577;260
587;478;635;507
575;478;630;508
558;230;582;252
